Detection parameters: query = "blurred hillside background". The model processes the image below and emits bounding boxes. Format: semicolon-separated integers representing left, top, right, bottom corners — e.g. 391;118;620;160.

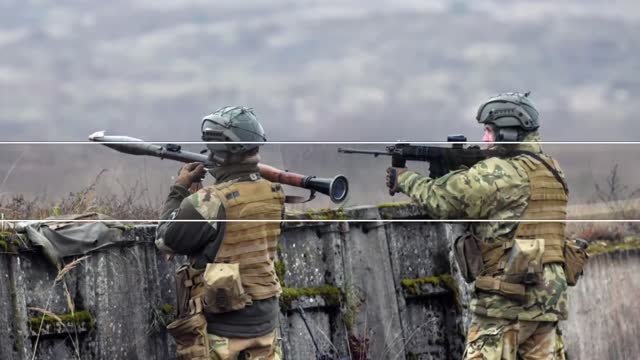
1;0;639;213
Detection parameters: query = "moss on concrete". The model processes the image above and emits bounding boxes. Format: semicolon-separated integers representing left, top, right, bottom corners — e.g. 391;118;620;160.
280;286;341;312
275;260;286;286
0;231;13;252
275;244;286;286
149;304;175;333
439;274;463;311
286;208;349;221
156;304;176;330
376;202;412;209
0;231;26;253
401;276;442;295
588;237;640;256
341;282;362;332
401;274;462;309
161;304;174;314
377;202;422;220
28;310;95;332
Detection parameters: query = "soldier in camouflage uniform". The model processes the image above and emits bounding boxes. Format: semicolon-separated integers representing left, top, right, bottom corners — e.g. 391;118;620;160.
386;93;568;359
156;107;283;360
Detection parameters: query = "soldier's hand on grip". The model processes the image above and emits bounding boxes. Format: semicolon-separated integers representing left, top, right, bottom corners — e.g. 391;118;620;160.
386;167;407;196
176;162;206;189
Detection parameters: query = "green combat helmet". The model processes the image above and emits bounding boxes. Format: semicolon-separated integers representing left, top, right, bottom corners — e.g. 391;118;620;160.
201;106;267;156
476;92;539;141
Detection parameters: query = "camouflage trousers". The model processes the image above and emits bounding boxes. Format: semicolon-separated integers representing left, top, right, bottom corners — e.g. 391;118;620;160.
463;314;566;360
208;330;282;360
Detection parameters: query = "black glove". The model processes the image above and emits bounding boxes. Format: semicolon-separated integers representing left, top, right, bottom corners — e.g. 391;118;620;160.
176;162;206;189
386;167;407;196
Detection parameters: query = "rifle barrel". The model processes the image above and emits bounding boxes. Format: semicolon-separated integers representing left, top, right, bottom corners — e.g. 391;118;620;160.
337;148;391;156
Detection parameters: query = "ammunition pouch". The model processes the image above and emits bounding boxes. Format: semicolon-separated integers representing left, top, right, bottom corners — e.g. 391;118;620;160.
168;263;253;359
174;264;206;318
201;263;253;314
474;238;545;302
166;313;210;360
563;239;589;286
453;232;484;283
502;238;544;286
176;262;252;316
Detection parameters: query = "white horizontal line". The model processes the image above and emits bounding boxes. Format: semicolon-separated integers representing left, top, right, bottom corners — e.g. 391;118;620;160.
1;141;640;145
2;219;639;223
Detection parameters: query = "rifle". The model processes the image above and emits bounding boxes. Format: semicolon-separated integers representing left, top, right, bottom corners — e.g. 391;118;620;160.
88;131;349;203
338;135;495;195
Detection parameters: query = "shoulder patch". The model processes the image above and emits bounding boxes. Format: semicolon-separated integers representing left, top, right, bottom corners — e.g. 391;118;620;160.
187;186;223;220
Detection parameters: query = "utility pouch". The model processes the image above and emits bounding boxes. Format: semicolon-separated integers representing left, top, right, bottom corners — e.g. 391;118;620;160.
563;238;589;286
201;263;252;314
174;265;191;318
167;313;210;360
502;238;545;285
453;232;484;283
175;264;205;318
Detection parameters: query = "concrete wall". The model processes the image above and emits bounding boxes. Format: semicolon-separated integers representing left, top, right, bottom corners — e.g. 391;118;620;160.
0;226;179;360
560;250;640;360
278;205;467;360
0;205;638;359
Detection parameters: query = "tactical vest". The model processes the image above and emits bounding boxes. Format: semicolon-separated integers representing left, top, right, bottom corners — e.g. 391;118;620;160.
210;176;286;301
166;176;285;359
474;154;568;300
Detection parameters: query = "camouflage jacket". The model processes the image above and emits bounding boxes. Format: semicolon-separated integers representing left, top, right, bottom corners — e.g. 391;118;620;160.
397;133;568;322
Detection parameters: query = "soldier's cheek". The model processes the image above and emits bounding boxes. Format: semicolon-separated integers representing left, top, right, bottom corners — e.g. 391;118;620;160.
482;129;495;143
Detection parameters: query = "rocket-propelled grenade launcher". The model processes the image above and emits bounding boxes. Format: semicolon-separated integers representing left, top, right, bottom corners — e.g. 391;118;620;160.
88;131;349;203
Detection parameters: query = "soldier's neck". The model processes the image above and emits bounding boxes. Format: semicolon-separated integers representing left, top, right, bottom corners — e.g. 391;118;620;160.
212;163;260;183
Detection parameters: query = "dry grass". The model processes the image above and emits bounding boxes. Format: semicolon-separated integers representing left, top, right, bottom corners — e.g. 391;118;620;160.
566;199;640;242
55;255;90;282
566;164;640;243
0;170;163;220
